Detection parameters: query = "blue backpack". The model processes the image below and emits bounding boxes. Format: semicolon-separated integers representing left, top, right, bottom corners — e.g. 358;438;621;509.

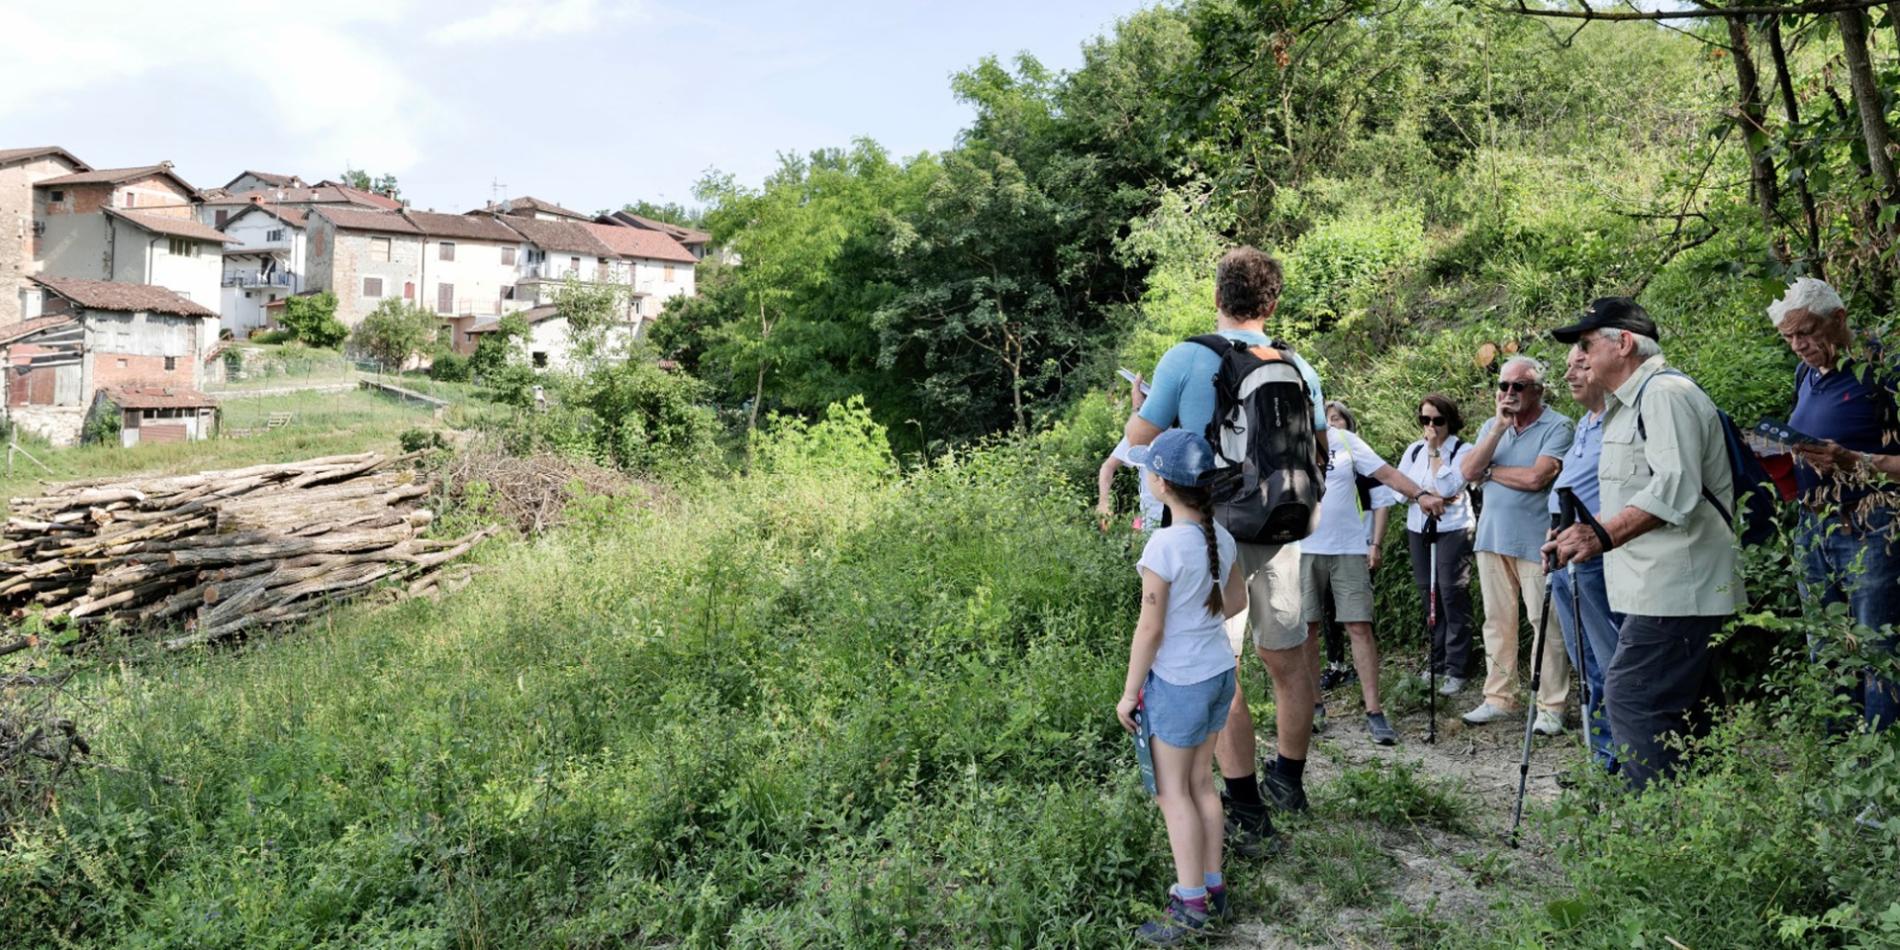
1635;370;1778;546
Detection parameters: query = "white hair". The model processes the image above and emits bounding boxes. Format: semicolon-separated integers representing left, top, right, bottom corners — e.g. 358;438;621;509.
1596;327;1662;359
1499;355;1547;385
1768;276;1846;327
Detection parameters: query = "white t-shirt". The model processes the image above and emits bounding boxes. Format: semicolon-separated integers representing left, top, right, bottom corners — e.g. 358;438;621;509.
1137;522;1238;685
1304;430;1391;556
1110;437;1165;531
1395;437;1474;533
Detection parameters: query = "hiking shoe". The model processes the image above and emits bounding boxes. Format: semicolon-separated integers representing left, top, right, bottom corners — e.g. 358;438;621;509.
1437;675;1467;696
1532;710;1565;737
1136;893;1209;945
1220;793;1282;859
1263;763;1310;813
1312;703;1328;735
1462;702;1513;725
1366;712;1398;746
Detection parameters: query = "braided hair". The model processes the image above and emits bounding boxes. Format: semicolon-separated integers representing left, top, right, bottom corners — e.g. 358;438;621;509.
1166;481;1225;617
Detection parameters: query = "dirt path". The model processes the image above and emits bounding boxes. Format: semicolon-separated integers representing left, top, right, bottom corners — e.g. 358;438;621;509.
1215;680;1582;948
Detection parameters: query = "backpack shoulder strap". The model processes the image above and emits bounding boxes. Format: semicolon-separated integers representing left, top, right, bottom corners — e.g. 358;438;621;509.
1634;368;1734;523
1188;334;1235;357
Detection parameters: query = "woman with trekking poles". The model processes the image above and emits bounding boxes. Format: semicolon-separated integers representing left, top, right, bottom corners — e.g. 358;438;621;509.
1396;394;1478;703
1113;429;1249;945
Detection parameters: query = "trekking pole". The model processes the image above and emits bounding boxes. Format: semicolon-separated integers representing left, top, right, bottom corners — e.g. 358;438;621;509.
1424;515;1440;745
1508;528;1563;848
1558;487;1597;764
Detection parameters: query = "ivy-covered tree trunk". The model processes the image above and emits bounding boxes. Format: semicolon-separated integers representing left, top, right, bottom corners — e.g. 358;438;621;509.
1724;15;1788;264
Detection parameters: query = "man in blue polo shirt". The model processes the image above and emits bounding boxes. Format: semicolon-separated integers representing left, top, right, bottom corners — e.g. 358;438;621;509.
1770;277;1900;731
1125;247;1341;846
1460;355;1574;736
1547;341;1624;770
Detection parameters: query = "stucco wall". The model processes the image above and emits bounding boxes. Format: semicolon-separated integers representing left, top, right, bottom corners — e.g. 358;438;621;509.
420;238;517;317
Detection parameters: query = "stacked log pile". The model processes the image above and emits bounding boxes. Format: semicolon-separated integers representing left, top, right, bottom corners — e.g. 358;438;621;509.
0;453;493;649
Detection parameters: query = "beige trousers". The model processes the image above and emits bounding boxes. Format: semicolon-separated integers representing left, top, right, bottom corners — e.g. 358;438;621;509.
1476;551;1570;713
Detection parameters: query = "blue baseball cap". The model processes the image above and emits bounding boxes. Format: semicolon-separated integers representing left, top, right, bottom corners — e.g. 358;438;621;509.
1126;429;1217;486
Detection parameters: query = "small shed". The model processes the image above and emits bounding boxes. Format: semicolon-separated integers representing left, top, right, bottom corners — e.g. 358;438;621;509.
97;385;219;447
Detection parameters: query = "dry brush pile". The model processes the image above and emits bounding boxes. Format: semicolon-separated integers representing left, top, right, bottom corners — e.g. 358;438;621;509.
0;452;495;650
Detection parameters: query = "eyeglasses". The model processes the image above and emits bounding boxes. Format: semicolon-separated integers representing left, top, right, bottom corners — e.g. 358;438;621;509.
1418;415;1446;427
1497;380;1535;394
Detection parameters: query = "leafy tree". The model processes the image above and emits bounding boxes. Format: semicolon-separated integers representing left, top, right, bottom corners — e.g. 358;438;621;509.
279;291;348;349
551;278;626;372
338;167;403;202
471;313;530;379
351;299;439;370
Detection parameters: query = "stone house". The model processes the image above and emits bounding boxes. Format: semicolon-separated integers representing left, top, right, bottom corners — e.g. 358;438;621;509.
303;207;424;326
6;277;219;445
0;146;91;325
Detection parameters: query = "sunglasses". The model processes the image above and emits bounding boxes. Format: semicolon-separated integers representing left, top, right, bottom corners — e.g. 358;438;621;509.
1418;415;1446;427
1497;380;1535;394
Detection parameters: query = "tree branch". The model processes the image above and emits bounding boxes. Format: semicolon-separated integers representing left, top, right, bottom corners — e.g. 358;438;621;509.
1489;0;1887;20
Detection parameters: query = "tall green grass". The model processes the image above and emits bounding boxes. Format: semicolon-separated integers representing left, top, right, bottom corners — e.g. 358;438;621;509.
1;406;1177;947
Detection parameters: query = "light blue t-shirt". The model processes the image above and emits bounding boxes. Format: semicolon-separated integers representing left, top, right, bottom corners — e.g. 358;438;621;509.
1472;408;1574;562
1548;408;1605;518
1137;329;1327;437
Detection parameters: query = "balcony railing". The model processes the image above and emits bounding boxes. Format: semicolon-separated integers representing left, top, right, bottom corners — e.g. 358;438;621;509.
223;271;295;289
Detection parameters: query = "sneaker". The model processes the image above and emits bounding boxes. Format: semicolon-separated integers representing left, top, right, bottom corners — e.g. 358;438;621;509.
1532;710;1565;737
1319;665;1357;690
1136;893;1209;945
1366;712;1398;746
1437;675;1467;696
1312;703;1328;735
1462;702;1513;725
1263;762;1310;813
1220;793;1283;859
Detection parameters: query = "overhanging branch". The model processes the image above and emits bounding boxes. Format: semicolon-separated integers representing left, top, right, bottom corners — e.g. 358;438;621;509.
1489;0;1887;20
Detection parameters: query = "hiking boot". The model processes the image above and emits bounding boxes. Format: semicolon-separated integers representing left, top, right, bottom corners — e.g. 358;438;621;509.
1366;711;1398;746
1220;793;1283;859
1312;702;1328;735
1532;710;1565;737
1437;675;1467;696
1263;762;1309;813
1462;702;1513;725
1136;892;1209;945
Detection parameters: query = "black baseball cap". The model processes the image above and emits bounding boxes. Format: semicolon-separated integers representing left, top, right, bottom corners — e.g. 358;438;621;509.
1550;296;1660;344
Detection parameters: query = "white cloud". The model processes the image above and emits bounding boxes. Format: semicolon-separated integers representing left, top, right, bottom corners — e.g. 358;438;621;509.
428;0;645;46
0;0;435;173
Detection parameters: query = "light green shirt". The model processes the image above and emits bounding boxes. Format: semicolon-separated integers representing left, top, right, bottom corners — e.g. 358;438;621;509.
1596;355;1745;617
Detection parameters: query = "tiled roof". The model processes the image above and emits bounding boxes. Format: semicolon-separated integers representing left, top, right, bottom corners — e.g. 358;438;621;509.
467;305;561;331
498;196;592;221
106;208;231;244
584;222;697;264
0;146;89;171
31;277;217;318
203;184;397;208
0;316;78;347
497;216;615;256
106;385;219;409
610;211;711;245
37;163;198;195
226;170;300;188
219;202;308;233
312;206;420;235
402;210;522;242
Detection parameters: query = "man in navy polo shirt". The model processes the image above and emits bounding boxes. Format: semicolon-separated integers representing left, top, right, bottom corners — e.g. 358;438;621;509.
1547;341;1624;770
1770;277;1900;731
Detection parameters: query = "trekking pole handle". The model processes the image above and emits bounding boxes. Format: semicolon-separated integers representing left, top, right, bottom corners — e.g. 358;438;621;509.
1557;486;1612;554
1422;514;1440;544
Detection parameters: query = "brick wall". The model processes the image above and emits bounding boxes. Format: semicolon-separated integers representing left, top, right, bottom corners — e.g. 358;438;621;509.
92;353;197;391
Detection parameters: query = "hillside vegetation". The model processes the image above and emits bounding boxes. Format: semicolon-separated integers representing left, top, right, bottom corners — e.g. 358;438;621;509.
5;1;1900;946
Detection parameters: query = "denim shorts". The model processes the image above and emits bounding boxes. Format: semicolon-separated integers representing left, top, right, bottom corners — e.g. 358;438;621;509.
1144;668;1237;748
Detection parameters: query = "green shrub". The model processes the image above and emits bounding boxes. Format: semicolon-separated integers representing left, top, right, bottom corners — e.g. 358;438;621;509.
428;349;471;383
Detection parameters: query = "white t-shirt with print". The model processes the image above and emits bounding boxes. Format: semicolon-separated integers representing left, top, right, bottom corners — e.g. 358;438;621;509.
1304;429;1391;556
1137;522;1238;686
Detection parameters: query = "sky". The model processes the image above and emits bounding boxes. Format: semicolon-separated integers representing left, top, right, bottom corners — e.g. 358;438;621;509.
0;0;1155;215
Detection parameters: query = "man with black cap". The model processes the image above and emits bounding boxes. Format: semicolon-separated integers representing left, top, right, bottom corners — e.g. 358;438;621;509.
1543;297;1745;790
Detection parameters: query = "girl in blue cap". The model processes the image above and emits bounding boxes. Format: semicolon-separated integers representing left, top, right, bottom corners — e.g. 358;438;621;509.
1116;428;1250;944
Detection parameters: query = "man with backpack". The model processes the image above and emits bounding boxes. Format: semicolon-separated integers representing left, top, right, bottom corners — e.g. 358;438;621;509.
1125;247;1448;841
1545;299;1746;790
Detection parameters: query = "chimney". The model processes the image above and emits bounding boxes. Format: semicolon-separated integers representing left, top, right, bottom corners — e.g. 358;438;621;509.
159;160;174;170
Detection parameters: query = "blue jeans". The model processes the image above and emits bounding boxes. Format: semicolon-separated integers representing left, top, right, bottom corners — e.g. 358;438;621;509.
1797;505;1900;731
1551;559;1624;769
